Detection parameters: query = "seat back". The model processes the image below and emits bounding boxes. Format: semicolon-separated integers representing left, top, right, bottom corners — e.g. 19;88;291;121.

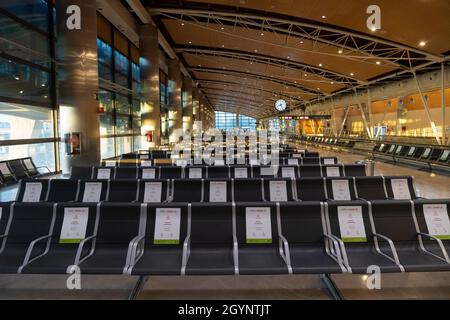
299;165;322;178
326;201;373;244
70;167;93;180
118;158;138;167
21;158;39;177
16;180;49;202
430;149;443;161
302;158;320;165
47;179;79;202
321;157;338;165
370;200;417;242
94;203;141;246
0;203;11;236
186;167;206;179
438;150;450;163
0;161;15;184
207;166;230;179
5;203;55;246
138;167;159;180
235;203;278;246
9;159;28;180
159;167;183;179
144;203;188;248
322;165;344;177
344;164;367;177
263;179;294;202
233;179;264;202
279;202;325;245
107;180;139;202
384;176;416;200
305;152;320;158
115;167;138;179
137;180;169;203
172;179;203;203
325;178;357;201
296;178;326;201
413;147;425;158
190;203;233;245
354;177;387;200
204;179;232;203
77;180;108;203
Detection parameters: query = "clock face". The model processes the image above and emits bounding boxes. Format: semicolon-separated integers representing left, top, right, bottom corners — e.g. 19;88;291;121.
275;99;287;111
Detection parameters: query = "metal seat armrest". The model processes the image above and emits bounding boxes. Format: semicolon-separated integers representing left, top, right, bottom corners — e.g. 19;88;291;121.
232;234;239;275
36;166;52;174
372;233;401;266
18;235;52;273
180;235;191;275
124;235;146;274
324;234;345;267
74;235;97;266
417;232;450;263
0;234;6;239
278;235;293;274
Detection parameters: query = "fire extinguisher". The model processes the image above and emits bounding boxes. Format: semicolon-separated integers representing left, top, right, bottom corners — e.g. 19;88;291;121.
146;131;154;142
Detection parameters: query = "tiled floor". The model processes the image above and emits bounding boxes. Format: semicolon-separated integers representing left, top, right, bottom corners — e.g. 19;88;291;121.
0;149;449;300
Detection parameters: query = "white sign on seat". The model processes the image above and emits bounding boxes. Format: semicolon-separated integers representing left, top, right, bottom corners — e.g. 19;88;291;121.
281;167;296;179
323;158;335;165
234;168;248;178
260;167;275;176
23;159;35;171
209;181;227;203
105;161;116;167
154;208;181;244
246;207;272;244
423;204;450;240
0;163;12;176
142;169;156;179
143;182;162;203
97;169;111;179
22;182;43;202
337;206;367;242
140;155;149;160
326;167;340;177
215;159;225;166
141;160;152;167
390;179;411;200
287;159;299;165
189;168;202;179
59;207;89;243
82;183;102;203
332;180;351;201
269;181;288;202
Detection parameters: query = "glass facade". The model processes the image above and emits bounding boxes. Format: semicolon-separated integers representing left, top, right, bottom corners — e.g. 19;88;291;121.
0;0;57;171
216;111;257;131
97;13;142;160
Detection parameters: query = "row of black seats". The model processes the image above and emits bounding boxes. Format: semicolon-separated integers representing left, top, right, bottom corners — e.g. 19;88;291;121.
101;157;338;168
372;143;450;165
15;176;418;203
0;199;449;275
297;136;356;149
72;164;366;180
0;157;51;186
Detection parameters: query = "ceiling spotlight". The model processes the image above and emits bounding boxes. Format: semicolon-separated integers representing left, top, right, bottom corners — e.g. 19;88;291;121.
188;41;192;44
321;15;326;19
338;49;343;54
260;32;264;36
330;81;334;84
221;44;225;48
304;74;307;77
181;22;185;26
370;27;377;32
300;41;304;44
350;73;354;76
14;76;20;80
376;61;381;65
220;27;225;30
419;41;426;47
319;63;323;67
19;90;24;94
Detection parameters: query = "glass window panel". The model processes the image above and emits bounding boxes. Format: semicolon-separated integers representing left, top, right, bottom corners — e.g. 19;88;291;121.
133;135;142;152
0;57;50;104
97;38;112;66
0;142;55;170
132;116;141;135
100;137;115;159
115;94;130;115
116;136;132;155
0;14;50;67
132;99;141;117
116;115;131;134
0;102;53;139
0;0;49;31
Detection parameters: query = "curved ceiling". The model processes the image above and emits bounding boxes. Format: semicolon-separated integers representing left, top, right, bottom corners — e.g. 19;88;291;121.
142;0;449;119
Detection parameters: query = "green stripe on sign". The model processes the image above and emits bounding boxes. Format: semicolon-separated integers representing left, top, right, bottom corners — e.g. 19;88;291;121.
59;239;82;244
154;240;180;245
247;239;272;244
436;235;450;240
342;237;367;243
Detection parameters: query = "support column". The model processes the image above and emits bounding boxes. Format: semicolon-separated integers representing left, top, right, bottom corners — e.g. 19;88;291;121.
236;111;240;129
140;24;161;148
168;59;182;142
182;76;194;133
56;0;100;172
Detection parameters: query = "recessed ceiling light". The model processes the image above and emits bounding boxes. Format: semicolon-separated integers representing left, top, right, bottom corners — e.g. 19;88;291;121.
319;63;323;67
221;27;225;30
370;27;377;32
260;32;264;36
350;73;354;76
419;41;426;47
14;76;20;80
221;44;225;48
287;56;290;59
338;49;343;54
19;90;24;94
304;74;307;77
317;87;321;90
300;41;304;44
330;81;334;84
254;49;258;52
321;15;326;19
181;22;185;26
376;61;381;65
188;41;192;44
